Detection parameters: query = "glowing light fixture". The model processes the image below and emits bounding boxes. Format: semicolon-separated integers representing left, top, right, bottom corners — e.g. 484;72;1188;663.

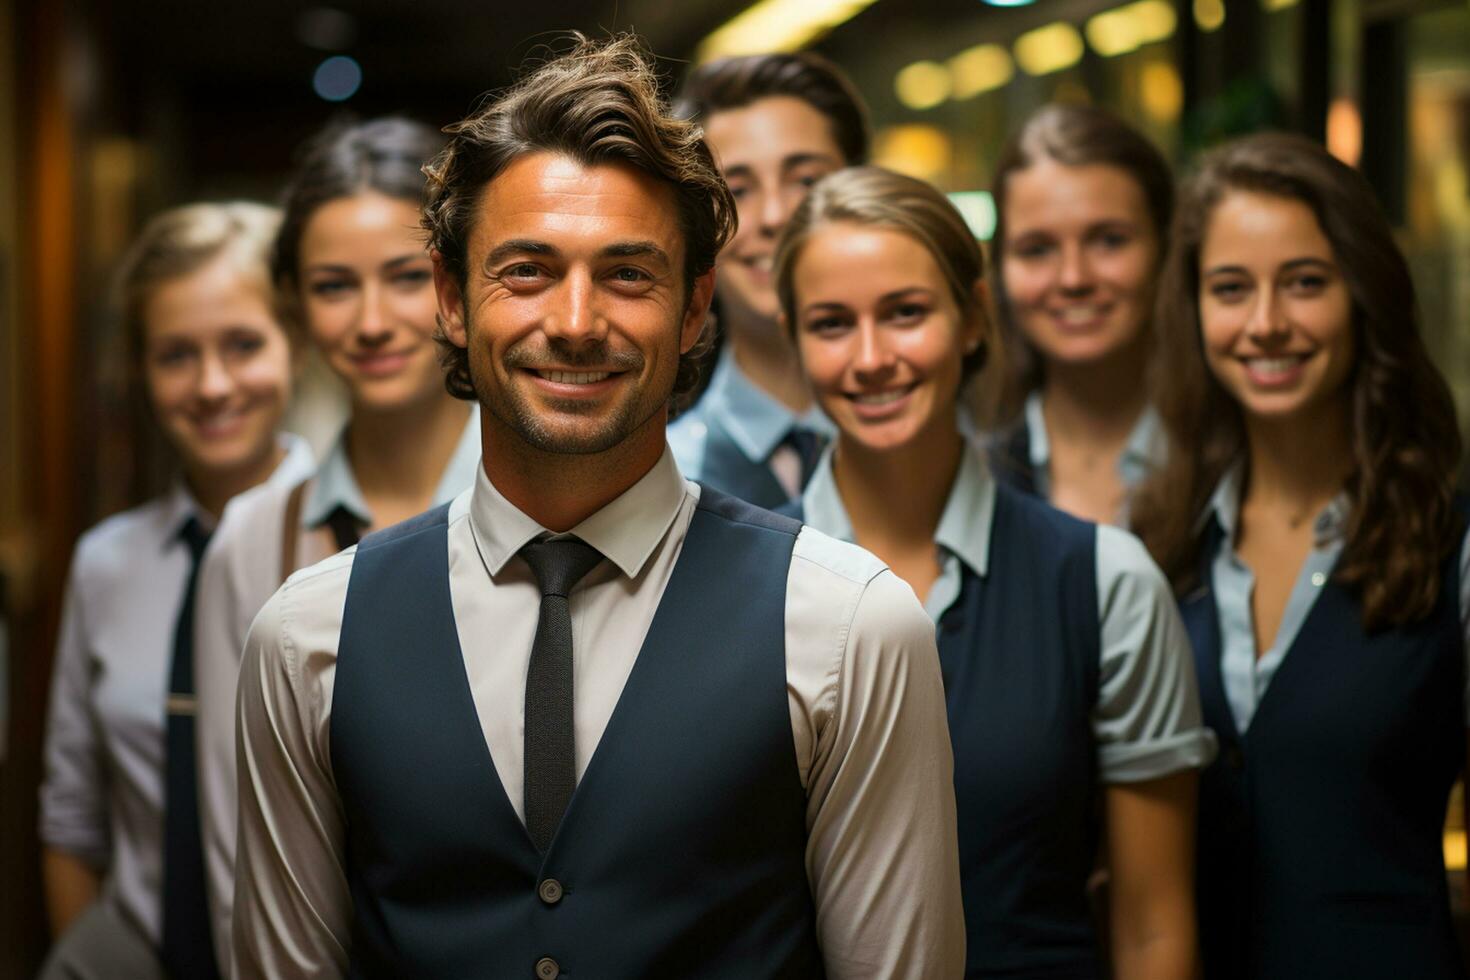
1261;0;1299;10
1326;98;1362;166
697;0;882;61
949;44;1013;100
1086;0;1176;57
312;55;362;101
873;124;952;183
947;191;997;240
1014;22;1085;76
1193;0;1225;31
982;0;1034;5
896;60;952;110
1140;62;1183;122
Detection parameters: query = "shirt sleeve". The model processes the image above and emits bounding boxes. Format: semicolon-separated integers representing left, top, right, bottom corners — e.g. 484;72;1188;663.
38;545;111;868
194;509;258;967
794;533;967;979
232;567;352;979
1093;524;1218;782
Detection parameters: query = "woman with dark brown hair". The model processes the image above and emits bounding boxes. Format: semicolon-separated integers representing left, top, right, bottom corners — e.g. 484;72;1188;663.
987;104;1173;526
1133;132;1468;979
189;117;481;967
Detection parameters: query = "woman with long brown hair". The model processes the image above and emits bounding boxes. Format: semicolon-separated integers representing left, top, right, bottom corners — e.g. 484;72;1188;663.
1133;132;1467;979
985;104;1174;526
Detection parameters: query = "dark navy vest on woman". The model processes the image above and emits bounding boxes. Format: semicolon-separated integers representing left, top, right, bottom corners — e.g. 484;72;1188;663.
1183;516;1467;980
789;481;1103;978
330;488;823;979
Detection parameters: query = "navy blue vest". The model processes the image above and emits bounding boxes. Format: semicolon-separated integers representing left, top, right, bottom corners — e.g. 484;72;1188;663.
331;489;823;979
698;415;792;510
790;483;1103;977
1183;517;1467;980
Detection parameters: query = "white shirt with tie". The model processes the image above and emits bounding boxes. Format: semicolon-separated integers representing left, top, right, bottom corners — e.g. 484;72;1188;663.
232;447;966;978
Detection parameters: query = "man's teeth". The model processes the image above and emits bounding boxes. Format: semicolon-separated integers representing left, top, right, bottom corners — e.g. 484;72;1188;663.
854;389;907;405
748;257;772;272
541;370;610;384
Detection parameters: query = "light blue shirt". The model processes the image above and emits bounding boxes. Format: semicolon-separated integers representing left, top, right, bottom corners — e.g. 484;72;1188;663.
800;437;1216;782
303;406;482;528
1022;390;1165;506
668;349;832;481
1203;463;1470;732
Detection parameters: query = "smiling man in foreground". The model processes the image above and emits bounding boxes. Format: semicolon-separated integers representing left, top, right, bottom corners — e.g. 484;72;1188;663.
230;35;964;979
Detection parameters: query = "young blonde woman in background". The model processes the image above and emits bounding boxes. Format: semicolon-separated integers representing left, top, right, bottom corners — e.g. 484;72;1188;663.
776;166;1213;979
39;202;312;980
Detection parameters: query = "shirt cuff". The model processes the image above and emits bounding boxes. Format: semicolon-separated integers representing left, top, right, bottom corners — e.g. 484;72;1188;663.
1099;727;1218;783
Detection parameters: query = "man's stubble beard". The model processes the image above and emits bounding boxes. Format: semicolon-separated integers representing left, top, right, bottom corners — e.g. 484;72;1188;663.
467;327;672;457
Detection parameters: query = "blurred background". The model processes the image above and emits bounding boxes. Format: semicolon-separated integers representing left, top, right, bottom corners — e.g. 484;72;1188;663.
1;0;1468;969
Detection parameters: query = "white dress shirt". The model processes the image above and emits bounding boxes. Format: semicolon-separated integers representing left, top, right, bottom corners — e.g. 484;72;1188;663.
232;448;965;979
801;438;1216;782
38;434;313;947
193;408;481;966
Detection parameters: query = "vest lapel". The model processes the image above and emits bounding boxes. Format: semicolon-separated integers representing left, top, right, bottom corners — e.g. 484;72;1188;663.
700;415;788;509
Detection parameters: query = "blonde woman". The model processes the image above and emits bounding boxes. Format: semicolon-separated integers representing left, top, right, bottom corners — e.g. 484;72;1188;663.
39;202;311;979
776;166;1214;978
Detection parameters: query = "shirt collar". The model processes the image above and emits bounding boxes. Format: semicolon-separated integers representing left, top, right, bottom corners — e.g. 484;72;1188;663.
159;480;210;546
468;445;688;580
1024;390;1166;483
1199;461;1350;547
705;348;832;462
303;405;481;527
799;435;997;577
161;432;318;546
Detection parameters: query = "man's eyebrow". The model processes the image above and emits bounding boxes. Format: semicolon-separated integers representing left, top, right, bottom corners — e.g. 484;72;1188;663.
780;152;840;172
601;241;671;265
484;240;558;268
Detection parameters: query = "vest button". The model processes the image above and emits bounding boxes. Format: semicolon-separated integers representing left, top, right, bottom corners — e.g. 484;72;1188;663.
1225;746;1244;770
538;878;564;905
535;956;560;979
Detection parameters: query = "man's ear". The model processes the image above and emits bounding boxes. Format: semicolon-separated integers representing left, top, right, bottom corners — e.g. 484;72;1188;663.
680;268;718;354
432;249;469;349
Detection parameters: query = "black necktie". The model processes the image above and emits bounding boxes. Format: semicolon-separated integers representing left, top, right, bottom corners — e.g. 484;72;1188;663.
782;427;826;489
324;504;362;552
162;516;222;980
519;537;603;852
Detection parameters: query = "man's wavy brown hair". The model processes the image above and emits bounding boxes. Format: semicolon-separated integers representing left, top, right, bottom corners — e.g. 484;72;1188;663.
422;34;736;402
1132;133;1463;631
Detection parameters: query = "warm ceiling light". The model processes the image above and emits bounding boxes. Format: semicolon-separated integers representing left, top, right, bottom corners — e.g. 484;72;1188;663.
697;0;883;61
1140;61;1183;122
1086;0;1177;57
1326;98;1363;166
895;60;952;111
1194;0;1225;31
949;44;1014;99
1014;22;1086;76
873;124;953;183
1261;0;1299;9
